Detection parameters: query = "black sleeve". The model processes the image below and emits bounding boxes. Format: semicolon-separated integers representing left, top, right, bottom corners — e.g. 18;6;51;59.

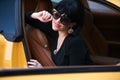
25;11;57;38
67;37;93;65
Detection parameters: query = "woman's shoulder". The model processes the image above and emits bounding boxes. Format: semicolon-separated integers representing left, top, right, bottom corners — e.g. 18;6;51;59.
68;35;86;46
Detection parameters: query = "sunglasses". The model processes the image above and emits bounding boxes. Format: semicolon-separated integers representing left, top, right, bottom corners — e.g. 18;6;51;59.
52;9;71;25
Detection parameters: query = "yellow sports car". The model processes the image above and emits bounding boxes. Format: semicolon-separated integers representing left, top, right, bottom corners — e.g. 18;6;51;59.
0;0;120;80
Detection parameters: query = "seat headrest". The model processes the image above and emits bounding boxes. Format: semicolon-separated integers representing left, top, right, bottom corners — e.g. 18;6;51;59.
81;0;90;11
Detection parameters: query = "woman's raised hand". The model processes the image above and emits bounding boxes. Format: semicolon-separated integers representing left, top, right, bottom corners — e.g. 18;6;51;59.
31;10;53;22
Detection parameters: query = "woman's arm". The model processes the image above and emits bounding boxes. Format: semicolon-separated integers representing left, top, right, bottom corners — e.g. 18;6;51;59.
31;10;53;22
25;11;57;38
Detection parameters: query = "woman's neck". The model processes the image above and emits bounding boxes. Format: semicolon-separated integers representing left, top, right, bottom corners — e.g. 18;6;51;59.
54;31;68;54
58;30;68;38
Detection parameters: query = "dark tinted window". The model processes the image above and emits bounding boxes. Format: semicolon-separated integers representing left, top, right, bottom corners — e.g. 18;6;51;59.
0;0;22;41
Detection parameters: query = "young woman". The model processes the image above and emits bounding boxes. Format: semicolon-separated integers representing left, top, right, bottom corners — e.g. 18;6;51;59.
25;0;93;67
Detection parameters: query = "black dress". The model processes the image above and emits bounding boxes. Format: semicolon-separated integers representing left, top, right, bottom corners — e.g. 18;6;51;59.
25;12;93;66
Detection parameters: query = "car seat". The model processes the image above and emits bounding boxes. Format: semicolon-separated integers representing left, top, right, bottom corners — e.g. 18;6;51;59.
26;0;55;66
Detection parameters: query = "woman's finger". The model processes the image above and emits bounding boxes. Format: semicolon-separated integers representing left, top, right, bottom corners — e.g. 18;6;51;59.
28;59;43;68
30;59;38;62
41;11;52;22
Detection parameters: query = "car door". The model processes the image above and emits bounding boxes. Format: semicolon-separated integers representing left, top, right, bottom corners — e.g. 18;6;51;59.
0;0;28;68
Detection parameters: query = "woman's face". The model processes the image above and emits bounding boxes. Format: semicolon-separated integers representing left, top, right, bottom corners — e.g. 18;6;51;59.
51;9;71;32
52;18;68;31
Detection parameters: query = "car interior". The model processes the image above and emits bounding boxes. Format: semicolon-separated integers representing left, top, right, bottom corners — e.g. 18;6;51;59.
24;0;120;66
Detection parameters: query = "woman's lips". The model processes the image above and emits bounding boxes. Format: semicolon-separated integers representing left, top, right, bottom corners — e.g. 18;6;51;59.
54;22;60;28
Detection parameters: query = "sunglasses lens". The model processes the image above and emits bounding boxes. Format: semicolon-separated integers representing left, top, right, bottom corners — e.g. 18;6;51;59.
52;9;71;25
53;13;60;19
61;17;70;25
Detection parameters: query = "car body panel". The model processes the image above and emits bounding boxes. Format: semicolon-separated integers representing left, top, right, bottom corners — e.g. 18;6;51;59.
0;34;27;68
0;66;120;80
107;0;120;7
1;72;120;80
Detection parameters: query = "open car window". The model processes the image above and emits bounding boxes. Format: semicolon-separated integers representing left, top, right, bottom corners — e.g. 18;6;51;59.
24;0;120;67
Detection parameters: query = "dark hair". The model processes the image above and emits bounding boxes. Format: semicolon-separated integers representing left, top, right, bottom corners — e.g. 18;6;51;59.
54;0;85;27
